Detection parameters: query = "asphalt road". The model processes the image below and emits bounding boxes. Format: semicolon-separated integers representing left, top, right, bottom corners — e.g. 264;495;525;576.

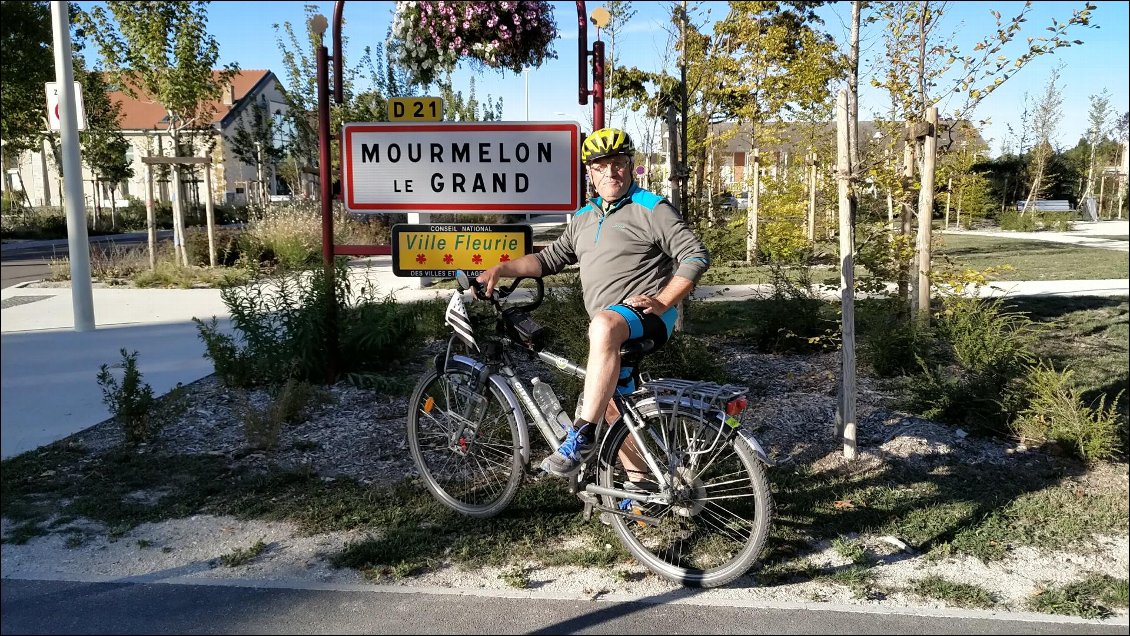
0;231;166;289
2;578;1125;635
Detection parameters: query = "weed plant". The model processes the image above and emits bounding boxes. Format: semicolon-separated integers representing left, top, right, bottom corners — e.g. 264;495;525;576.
240;378;321;451
1010;363;1123;462
95;349;186;446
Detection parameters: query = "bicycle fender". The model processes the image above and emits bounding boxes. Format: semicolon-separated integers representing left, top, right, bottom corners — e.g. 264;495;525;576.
451;355;531;465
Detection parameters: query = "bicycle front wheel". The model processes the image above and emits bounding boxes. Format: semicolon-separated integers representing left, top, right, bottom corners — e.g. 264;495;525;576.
597;405;772;587
407;362;523;518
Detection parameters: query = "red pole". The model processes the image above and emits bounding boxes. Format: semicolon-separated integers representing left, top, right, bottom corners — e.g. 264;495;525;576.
317;40;338;382
592;40;605;130
576;1;588;107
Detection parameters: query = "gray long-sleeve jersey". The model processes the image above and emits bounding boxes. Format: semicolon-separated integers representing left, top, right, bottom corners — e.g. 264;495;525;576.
534;184;710;319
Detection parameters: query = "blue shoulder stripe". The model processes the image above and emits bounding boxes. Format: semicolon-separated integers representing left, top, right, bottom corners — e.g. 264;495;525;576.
575;203;593;217
631;188;663;211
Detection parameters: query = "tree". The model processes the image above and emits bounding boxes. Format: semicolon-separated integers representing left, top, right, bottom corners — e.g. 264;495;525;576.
82;1;238;265
1083;89;1112;199
603;0;637;129
0;1;54;157
1020;67;1064;214
76;65;134;225
868;1;1094;314
229;102;284;203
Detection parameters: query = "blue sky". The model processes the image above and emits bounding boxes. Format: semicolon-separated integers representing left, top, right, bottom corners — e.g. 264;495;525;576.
79;1;1129;158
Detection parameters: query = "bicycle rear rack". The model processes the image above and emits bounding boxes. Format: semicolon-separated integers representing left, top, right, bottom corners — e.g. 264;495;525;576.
633;375;750;459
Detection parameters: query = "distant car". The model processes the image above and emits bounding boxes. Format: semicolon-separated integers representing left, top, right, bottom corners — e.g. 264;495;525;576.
718;192;746;212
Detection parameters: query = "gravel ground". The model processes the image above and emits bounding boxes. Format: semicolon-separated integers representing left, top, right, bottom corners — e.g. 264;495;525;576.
3;345;1128;619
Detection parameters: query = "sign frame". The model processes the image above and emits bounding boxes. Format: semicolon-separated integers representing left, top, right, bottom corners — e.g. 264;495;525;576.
341;121;582;213
391;223;533;278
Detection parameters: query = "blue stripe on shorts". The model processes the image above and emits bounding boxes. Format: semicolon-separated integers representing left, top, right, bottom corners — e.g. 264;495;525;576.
608;304;644;339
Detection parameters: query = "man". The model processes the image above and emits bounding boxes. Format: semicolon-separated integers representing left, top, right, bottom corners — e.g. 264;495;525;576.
477;127;710;477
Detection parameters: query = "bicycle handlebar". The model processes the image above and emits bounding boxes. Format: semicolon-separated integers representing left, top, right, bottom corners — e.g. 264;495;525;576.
460;271;545;313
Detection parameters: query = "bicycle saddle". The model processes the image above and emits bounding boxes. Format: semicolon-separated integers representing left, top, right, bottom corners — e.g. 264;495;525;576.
620;339;655;357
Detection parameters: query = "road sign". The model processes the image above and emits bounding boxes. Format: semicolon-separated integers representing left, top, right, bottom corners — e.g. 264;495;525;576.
341;121;582;213
391;223;533;277
387;97;443;121
45;82;86;131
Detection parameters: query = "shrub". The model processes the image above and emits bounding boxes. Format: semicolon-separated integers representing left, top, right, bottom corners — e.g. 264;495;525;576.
95;349;185;446
999;210;1037;231
695;216;747;263
858;298;934;377
1010;363;1122;462
751;264;839;353
1040;211;1074;232
909;295;1039;433
195;263;436;388
185;227;245;267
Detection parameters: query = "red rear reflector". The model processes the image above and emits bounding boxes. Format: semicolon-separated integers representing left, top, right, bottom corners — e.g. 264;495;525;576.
725;397;748;416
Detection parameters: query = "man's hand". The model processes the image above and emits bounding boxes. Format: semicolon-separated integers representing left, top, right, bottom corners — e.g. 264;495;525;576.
625;294;668;315
476;265;504;298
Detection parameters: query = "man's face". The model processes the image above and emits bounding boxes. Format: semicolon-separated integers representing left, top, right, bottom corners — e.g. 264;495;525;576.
587;154;633;201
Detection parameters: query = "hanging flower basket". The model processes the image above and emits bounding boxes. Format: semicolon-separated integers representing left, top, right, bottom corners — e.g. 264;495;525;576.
390;1;559;86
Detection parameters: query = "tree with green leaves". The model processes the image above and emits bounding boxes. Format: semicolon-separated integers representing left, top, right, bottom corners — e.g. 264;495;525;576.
868;1;1095;314
81;1;238;265
229;103;284;203
75;65;134;225
0;0;54;159
1020;67;1064;215
1082;89;1112;201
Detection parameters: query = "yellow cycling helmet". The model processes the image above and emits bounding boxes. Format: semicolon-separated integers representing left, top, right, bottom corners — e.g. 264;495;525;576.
581;127;635;165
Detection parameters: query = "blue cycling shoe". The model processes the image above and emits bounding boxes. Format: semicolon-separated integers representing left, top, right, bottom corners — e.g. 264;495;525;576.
540;427;594;477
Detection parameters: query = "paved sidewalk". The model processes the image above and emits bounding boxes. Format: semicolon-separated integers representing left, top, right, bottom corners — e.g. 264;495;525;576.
2;216;1127;459
941;220;1129;252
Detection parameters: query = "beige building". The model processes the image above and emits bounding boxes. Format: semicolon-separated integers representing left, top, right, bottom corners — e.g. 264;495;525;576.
2;69;302;211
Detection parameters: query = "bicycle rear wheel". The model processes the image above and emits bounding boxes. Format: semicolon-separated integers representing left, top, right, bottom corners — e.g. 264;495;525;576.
597;404;772;587
407;362;523;518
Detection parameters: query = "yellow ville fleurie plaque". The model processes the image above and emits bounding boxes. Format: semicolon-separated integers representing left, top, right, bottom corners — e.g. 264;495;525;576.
391;223;533;277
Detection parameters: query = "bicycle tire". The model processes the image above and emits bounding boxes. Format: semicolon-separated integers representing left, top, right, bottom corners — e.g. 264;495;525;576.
597;404;772;587
407;361;523;518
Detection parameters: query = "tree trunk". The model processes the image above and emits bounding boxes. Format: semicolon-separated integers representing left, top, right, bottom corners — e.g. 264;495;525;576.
914;107;939;327
898;140;915;303
835;90;857;460
746;149;760;263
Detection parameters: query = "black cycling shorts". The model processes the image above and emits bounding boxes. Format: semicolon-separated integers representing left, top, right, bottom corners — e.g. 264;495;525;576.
606;303;678;395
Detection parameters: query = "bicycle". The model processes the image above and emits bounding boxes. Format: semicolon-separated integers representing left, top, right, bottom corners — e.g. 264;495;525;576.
406;271;775;587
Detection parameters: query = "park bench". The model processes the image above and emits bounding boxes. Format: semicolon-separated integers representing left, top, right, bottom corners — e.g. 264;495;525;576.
1014;199;1073;213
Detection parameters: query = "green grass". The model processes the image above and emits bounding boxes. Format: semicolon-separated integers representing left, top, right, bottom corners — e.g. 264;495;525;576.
910;575;998;609
219;538;268;567
1027;574;1130;619
936;234;1129;281
1091;235;1129;242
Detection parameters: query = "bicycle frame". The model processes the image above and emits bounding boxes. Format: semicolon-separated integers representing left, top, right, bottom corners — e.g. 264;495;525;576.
440;277;753;514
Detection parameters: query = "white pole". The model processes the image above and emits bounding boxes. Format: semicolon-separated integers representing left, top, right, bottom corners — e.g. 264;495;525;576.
51;1;94;332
